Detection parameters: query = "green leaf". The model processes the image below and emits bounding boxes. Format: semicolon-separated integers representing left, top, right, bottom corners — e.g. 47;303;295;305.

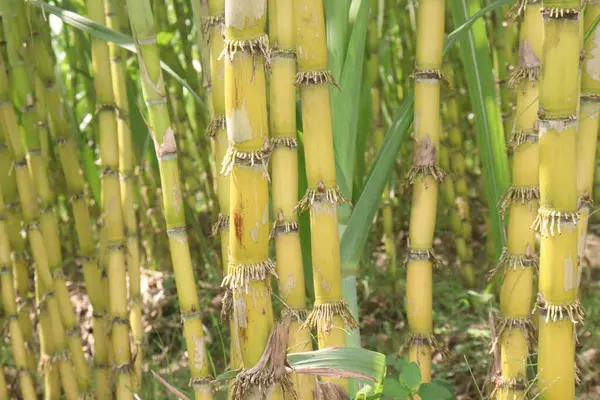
585;13;600;43
288;347;386;384
340;91;413;269
450;0;510;260
296;131;315;300
398;362;421;390
30;1;207;111
382;378;410;399
325;0;352;81
331;0;370;200
417;382;453;400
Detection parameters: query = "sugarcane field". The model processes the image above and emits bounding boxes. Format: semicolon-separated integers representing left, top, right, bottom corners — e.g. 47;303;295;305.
2;0;600;399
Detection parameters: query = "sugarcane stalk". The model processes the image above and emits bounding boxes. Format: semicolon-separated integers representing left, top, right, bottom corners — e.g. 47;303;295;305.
401;0;448;383
126;0;214;398
85;0;135;396
533;0;584;397
492;2;543;398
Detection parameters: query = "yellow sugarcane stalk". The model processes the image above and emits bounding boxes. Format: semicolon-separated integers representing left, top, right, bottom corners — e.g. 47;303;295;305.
401;0;448;383
292;0;359;393
0;125;36;375
268;0;315;398
532;0;585;398
31;13;112;400
0;185;36;400
492;2;543;398
0;6;80;399
217;1;294;398
577;2;600;263
86;0;135;397
106;0;144;389
125;1;214;399
205;0;243;377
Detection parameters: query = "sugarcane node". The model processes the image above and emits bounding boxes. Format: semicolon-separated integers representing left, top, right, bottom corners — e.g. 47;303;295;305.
51;269;66;280
498;186;540;215
490;375;529;396
128;294;143;309
220;146;271;177
51;350;71;363
93;363;110;370
490;316;536;355
166;226;187;238
313;380;348;400
54;136;70;147
219;35;271;69
92;311;107;319
4;201;21;211
112;361;134;376
581;93;600;103
506;129;538;153
205;115;226;138
221;259;278;293
541;7;581;19
180;309;203;322
271;48;296;60
537;114;577;132
75;255;96;266
508;66;540;91
17;368;30;378
100;166;119;178
294;186;352;213
38;354;55;375
105;242;126;253
96;103;117;114
189;376;214;389
534;293;585;324
411;69;449;86
301;300;358;333
293;70;340;89
14;158;28;168
0;262;8;275
211;213;230;237
154;127;178;161
269;220;299;240
404;248;444;269
231;315;297;400
281;307;309;324
530;207;580;237
270;136;298;150
489;247;539;281
202;14;225;37
578;193;594;211
399;333;450;360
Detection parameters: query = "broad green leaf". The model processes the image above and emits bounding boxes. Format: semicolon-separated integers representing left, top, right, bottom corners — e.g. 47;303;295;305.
296;131;315;300
331;0;370;202
325;0;352;81
398;362;421;390
340;91;413;269
30;1;207;111
451;0;510;260
585;13;600;43
287;347;386;384
417;382;453;400
382;378;410;399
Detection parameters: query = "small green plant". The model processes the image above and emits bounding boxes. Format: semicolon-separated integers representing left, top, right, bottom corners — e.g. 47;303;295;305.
356;357;455;400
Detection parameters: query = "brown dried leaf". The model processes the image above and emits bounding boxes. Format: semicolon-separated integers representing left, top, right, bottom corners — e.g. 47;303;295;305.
412;133;437;167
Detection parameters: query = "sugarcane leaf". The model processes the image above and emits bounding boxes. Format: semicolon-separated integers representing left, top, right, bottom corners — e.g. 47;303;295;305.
30;1;207;111
450;0;510;260
325;0;352;81
296;131;315;300
330;0;370;201
585;13;600;43
340;91;413;268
